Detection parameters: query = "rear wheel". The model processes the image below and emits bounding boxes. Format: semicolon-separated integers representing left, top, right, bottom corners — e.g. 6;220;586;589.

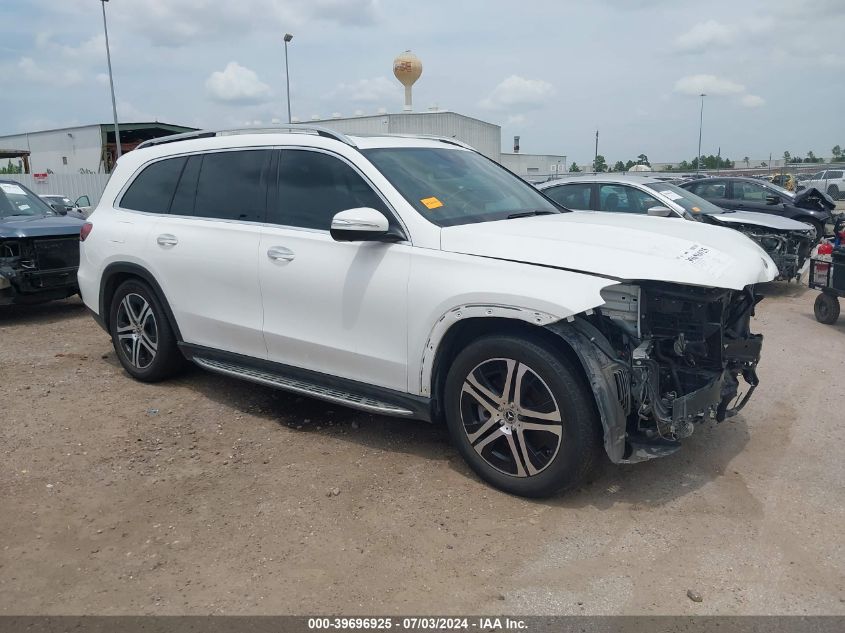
109;279;184;381
827;185;840;201
444;335;602;497
814;292;840;325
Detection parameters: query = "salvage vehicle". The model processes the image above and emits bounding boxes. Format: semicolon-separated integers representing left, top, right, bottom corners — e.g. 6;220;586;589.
1;179;84;305
78;127;775;497
679;176;834;240
538;175;815;280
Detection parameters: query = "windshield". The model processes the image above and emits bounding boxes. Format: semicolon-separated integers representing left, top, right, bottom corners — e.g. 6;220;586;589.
362;147;561;227
0;182;56;218
765;180;795;199
644;182;727;215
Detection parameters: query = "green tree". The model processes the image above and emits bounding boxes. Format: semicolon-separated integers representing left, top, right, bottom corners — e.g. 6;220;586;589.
0;159;22;174
679;160;691;170
592;154;608;173
613;160;626;172
569;162;581;173
636;153;650;166
832;145;842;160
760;162;767;168
783;151;791;164
743;156;750;168
625;159;636;170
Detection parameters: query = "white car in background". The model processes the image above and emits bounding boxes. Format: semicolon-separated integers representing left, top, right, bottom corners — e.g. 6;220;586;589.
797;169;844;199
77;126;775;497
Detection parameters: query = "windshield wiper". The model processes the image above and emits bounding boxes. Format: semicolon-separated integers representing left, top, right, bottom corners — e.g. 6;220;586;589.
506;210;558;219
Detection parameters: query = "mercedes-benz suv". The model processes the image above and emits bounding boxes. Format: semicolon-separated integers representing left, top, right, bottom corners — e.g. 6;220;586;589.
78;126;776;497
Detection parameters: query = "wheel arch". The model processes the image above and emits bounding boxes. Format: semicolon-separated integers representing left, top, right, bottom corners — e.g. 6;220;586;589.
427;310;629;463
99;262;182;341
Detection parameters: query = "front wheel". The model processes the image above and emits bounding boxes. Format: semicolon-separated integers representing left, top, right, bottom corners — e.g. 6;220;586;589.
444;335;603;497
814;292;840;325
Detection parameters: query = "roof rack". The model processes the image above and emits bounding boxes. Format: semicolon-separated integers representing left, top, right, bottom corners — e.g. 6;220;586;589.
356;132;476;152
135;125;357;150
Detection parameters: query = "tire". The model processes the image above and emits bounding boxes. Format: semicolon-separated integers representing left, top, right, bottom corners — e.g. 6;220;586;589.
814;292;840;325
827;185;840;201
108;278;185;382
444;335;603;497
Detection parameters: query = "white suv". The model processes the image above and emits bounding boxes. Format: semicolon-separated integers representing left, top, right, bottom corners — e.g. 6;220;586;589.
78;126;776;497
799;169;844;200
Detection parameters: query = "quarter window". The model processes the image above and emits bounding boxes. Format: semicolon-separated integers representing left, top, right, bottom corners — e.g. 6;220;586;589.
193;150;271;222
597;184;661;214
544;184;592;210
120;157;186;214
828;171;843;179
273;150;387;230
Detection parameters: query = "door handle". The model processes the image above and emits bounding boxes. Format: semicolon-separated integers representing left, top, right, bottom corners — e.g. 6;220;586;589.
267;246;295;263
156;234;178;247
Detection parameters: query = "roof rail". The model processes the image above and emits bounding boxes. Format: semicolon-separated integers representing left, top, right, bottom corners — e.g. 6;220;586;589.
135;125;357;150
356;132;477;152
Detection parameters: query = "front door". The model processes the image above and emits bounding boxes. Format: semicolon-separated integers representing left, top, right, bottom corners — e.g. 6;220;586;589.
258;148;410;392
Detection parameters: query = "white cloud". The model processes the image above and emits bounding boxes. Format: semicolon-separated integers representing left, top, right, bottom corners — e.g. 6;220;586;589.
12;57;84;86
673;74;745;96
506;114;527;126
480;75;554;111
206;62;271;104
325;76;397;103
740;94;765;108
674;20;737;51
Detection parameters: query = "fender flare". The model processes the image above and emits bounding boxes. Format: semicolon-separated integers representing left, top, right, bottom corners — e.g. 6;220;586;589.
545;318;629;463
99;262;183;340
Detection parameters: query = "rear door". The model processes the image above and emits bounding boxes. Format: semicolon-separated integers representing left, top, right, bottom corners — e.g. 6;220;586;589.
140;149;271;359
542;183;595;210
685;179;732;210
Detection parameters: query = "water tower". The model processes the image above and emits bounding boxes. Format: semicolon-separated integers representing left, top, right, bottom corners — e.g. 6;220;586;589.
393;50;422;112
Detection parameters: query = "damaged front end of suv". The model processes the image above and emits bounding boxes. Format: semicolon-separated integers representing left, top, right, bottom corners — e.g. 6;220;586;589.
553;280;763;463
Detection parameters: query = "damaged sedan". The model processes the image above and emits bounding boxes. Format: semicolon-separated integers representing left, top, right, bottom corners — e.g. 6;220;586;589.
538;175;816;280
1;179;84;305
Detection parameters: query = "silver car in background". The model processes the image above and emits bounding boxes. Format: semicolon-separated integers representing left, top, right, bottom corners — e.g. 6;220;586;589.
537;175;816;281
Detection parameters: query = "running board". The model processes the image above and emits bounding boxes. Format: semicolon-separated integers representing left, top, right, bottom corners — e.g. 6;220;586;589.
192;356;415;417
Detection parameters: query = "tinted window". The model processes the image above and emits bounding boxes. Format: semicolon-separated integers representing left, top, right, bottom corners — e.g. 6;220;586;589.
544;184;591;209
194;150;271;222
598;184;661;214
688;180;727;199
121;157;186;213
170;155;201;216
273;150;387;230
733;181;769;201
829;171;843;179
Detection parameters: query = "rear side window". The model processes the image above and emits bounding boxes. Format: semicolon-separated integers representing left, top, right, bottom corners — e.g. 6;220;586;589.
193;150;272;222
829;171;843;179
170;155;201;216
544;183;591;209
688;180;726;198
272;149;387;230
120;157;186;213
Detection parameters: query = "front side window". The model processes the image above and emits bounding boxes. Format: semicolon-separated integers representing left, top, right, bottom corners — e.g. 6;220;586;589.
272;150;388;230
597;184;661;214
193;150;271;222
120;157;186;214
544;183;592;210
688;180;727;199
362;147;560;227
733;181;769;201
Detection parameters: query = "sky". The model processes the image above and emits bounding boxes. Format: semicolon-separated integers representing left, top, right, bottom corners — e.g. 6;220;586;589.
1;0;843;165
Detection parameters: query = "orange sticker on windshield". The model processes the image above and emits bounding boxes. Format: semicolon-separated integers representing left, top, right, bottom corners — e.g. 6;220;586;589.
691;206;701;213
420;196;443;210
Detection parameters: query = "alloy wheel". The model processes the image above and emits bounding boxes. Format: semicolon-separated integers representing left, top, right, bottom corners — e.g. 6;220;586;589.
115;293;158;369
459;358;563;477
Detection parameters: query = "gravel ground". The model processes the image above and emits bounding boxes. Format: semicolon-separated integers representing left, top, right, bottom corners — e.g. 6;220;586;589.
1;283;843;615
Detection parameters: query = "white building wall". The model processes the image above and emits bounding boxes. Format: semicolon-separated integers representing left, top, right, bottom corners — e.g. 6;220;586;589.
0;125;104;174
313;112;501;161
4;173;111;207
500;153;568;181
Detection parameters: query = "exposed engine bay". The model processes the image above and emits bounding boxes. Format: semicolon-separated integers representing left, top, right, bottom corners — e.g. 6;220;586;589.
707;221;815;281
590;281;763;459
0;236;80;304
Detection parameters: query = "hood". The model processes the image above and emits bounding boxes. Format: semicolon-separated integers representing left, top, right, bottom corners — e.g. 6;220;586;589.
707;210;813;232
793;187;835;212
0;214;85;239
440;212;777;290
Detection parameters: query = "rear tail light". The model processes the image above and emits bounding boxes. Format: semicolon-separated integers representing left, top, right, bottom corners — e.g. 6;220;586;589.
80;222;93;242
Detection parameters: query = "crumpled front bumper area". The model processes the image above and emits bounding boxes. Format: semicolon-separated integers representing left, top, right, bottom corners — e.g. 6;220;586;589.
1;237;80;305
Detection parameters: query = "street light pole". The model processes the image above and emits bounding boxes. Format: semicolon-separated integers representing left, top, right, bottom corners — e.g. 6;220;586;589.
283;33;293;124
696;93;705;175
100;0;121;161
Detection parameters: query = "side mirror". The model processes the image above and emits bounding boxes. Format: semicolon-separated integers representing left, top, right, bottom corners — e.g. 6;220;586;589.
766;194;781;205
647;205;674;217
330;207;391;242
50;203;67;215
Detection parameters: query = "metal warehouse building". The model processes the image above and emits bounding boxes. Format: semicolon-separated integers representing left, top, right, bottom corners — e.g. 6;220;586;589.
0;121;196;175
311;111;566;182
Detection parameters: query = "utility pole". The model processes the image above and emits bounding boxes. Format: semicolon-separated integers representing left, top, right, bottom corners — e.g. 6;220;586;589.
100;0;121;161
283;33;293;124
594;129;599;172
696;93;705;175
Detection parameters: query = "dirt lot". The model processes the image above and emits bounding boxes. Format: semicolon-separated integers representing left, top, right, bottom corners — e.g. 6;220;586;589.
1;283;844;616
